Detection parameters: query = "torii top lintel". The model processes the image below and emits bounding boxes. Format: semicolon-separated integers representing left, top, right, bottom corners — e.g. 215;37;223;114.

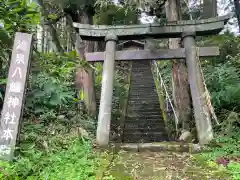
73;14;232;41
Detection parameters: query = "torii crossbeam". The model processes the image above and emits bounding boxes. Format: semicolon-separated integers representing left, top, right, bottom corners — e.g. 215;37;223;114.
73;14;231;41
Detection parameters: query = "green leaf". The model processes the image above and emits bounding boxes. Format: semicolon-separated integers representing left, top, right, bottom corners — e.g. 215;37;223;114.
0;78;7;85
49;93;62;106
34;107;45;114
47;14;58;19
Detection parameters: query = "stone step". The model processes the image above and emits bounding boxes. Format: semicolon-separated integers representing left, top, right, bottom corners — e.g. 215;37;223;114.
126;111;162;115
130;84;155;86
131;73;153;76
123;126;166;132
116;143;203;152
131;70;152;73
128;99;160;102
124;122;165;127
130;88;156;93
130;87;155;90
132;63;151;67
130;88;158;92
125;114;162;118
132;67;152;70
130;90;157;93
131;75;153;78
123;129;167;135
132;68;152;71
126;108;162;113
128;97;158;100
124;118;164;123
128;101;160;105
128;98;159;102
123;132;167;137
129;96;158;99
127;109;161;113
123;132;168;143
124;123;165;129
127;104;161;109
127;105;160;109
129;95;159;98
125;115;163;119
129;98;158;102
126;112;162;116
125;115;163;120
131;77;154;80
130;86;156;89
130;89;156;93
131;78;154;82
128;97;159;100
132;66;152;69
132;70;152;72
128;99;159;103
126;114;162;118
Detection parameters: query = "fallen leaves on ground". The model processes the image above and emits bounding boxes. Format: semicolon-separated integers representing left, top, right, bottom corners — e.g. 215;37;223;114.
105;151;231;180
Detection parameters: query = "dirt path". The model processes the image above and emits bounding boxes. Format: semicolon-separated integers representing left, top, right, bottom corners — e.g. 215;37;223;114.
104;151;230;180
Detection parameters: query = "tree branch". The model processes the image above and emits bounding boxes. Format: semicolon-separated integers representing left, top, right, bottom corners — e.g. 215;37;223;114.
65;15;85;59
38;0;64;53
43;13;66;25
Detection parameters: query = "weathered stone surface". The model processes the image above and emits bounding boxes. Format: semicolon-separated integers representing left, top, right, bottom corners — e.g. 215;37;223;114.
123;132;168;143
123;60;168;143
118;143;139;151
96;36;117;146
73;14;231;40
85;47;219;61
116;142;203;153
0;33;33;161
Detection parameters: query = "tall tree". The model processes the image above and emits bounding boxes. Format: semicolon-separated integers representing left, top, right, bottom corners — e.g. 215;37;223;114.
203;0;217;18
234;0;240;32
67;3;97;117
165;0;192;133
38;0;97;116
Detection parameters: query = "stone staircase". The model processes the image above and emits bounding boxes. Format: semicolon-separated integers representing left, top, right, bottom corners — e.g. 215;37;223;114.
123;60;168;143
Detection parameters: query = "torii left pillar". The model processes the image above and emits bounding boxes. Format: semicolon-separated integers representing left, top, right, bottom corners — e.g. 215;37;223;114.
96;33;118;146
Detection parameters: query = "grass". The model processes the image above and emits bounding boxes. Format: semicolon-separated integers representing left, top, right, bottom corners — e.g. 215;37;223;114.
193;134;240;180
0;119;112;180
0;114;239;180
0;138;102;179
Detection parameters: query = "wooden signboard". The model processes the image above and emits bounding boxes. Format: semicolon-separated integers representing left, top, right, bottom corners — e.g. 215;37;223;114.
0;32;32;161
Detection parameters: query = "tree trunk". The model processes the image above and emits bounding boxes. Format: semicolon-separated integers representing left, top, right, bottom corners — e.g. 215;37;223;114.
234;0;240;32
200;0;219;126
75;11;97;117
203;0;217;18
38;0;64;53
47;24;64;53
165;0;192;132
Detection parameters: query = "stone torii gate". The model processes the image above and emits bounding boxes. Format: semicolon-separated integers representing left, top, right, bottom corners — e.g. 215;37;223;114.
73;14;231;146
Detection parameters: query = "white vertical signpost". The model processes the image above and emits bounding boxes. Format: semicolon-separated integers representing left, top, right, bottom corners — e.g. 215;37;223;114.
0;32;32;161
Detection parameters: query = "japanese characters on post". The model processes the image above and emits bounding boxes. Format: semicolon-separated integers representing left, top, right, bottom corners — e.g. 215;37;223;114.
0;33;32;161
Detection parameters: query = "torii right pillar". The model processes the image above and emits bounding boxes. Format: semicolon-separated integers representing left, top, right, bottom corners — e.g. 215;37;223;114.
182;32;213;145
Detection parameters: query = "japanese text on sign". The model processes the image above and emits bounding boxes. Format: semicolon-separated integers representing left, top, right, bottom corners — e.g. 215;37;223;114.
0;33;32;160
